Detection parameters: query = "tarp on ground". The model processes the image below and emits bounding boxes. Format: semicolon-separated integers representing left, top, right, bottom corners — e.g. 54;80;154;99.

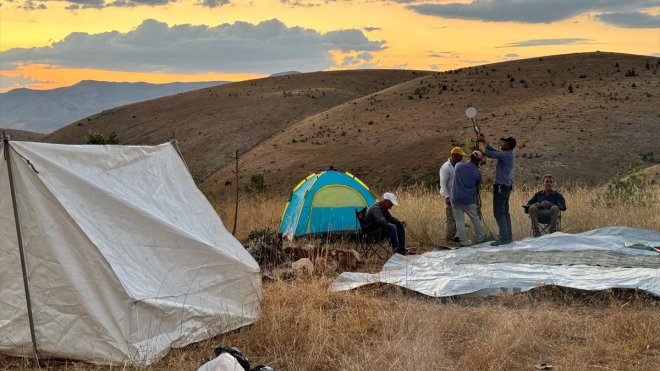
0;140;261;365
331;227;660;297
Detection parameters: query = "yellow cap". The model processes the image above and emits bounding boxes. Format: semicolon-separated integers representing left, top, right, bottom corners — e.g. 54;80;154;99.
450;147;467;156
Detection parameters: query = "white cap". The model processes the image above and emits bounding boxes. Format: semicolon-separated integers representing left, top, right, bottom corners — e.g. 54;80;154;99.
382;192;399;206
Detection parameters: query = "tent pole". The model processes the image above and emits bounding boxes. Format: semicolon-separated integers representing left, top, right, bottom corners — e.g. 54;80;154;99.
232;149;239;236
2;133;40;364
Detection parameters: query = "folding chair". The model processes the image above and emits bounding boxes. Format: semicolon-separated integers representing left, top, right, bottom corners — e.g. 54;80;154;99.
522;205;562;236
355;208;390;259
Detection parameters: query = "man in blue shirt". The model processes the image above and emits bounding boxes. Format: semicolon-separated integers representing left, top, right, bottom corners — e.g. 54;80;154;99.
478;134;516;246
450;150;485;247
525;174;567;237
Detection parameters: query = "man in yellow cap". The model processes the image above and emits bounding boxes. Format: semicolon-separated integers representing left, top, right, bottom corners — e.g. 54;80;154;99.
439;146;467;243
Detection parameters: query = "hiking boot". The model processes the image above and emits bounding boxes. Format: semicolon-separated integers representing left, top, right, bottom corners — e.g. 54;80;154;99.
490;240;512;246
445;236;460;243
533;230;541;238
459;240;473;247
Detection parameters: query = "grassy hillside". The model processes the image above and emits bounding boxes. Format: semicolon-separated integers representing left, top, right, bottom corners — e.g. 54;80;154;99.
203;52;659;195
24;52;659;196
1;129;46;142
41;70;427;181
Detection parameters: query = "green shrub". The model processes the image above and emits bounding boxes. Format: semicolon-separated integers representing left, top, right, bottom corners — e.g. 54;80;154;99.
86;130;119;145
244;173;268;194
598;171;650;208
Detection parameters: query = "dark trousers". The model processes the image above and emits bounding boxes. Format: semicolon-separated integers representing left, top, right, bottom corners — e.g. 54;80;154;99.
366;221;406;254
493;184;513;242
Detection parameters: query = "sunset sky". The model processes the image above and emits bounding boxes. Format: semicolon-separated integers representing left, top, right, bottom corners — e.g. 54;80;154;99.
1;0;658;92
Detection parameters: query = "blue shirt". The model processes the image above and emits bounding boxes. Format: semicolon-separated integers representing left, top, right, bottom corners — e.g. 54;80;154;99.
451;161;482;205
484;144;515;187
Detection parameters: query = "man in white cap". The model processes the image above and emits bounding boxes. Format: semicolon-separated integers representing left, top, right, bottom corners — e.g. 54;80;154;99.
451;150;485;247
439;146;467;243
363;192;407;255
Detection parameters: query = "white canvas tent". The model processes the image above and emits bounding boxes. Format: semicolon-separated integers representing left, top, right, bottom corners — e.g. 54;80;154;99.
0;139;261;365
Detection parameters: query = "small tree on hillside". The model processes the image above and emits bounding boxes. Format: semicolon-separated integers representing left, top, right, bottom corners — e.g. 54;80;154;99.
86;130;120;145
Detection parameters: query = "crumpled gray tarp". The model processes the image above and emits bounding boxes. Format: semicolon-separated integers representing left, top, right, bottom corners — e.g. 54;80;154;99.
331;227;660;297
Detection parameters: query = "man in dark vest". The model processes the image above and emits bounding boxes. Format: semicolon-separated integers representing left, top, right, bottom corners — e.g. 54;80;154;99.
363;192;407;255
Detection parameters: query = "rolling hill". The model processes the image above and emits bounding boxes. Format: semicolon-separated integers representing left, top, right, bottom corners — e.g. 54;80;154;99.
39;69;429;182
202;52;659;194
10;52;659;196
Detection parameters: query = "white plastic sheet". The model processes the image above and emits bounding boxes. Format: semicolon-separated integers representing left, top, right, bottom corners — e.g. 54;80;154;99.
331;227;660;297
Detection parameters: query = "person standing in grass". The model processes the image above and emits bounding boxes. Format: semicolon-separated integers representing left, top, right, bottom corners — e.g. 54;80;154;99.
478;134;516;246
439;146;467;243
525;174;567;236
450;150;485;247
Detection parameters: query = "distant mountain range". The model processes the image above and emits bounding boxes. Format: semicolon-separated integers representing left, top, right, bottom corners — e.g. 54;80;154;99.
0;80;228;133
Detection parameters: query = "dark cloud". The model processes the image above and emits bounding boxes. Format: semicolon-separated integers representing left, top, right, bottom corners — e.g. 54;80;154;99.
0;18;385;74
406;0;656;24
18;0;47;10
596;11;660;28
503;53;519;59
196;0;230;8
499;38;595;48
107;0;170;7
363;27;382;32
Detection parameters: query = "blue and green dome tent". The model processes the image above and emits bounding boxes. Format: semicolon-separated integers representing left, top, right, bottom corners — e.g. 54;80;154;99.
279;168;376;239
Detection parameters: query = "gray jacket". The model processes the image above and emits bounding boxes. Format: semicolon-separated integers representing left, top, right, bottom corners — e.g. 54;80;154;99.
363;202;399;227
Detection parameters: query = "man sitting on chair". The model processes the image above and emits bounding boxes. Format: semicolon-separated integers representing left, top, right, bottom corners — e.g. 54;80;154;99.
525;174;567;237
363;192;407;255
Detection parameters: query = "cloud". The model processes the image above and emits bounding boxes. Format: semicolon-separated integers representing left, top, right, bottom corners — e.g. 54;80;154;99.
107;0;171;7
196;0;230;8
406;0;657;24
0;18;385;74
12;0;193;10
651;53;660;57
18;0;47;10
0;74;50;91
428;51;453;58
339;52;376;68
278;0;325;7
503;53;519;59
499;38;595;48
595;11;660;28
63;0;105;8
363;26;382;32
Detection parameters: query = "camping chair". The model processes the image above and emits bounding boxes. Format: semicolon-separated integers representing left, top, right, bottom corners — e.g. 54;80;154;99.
355;208;390;259
522;205;563;236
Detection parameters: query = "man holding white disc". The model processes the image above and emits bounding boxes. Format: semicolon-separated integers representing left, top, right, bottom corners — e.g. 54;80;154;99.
478;133;517;246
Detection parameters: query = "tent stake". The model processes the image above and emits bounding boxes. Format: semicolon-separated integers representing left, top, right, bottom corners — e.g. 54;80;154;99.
2;133;40;365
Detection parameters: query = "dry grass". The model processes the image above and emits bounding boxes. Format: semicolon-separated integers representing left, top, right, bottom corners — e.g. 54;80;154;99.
217;181;660;245
2;183;659;370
